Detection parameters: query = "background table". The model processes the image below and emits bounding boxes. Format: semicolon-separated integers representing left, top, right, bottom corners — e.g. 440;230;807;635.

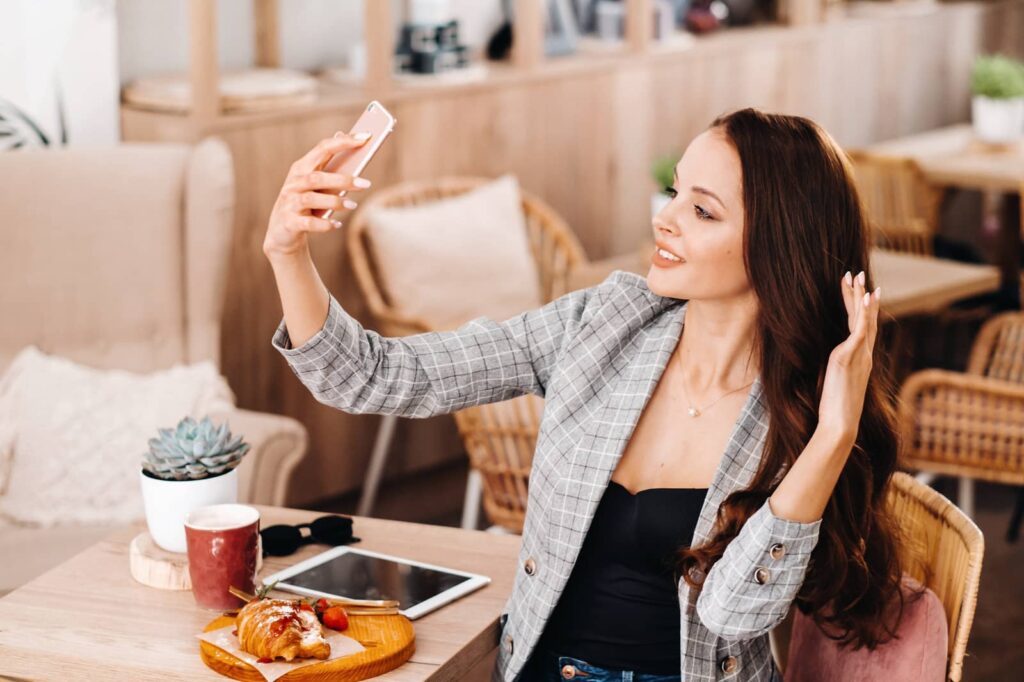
0;508;521;681
567;247;1001;318
868;124;1024;305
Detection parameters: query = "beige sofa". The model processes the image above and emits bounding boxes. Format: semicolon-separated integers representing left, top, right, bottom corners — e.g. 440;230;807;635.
0;139;307;594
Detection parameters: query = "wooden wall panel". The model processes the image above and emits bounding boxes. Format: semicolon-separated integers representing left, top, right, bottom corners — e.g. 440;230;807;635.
120;1;1024;506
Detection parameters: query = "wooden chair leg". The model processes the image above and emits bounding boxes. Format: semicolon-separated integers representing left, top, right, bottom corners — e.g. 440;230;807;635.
357;414;399;517
461;469;483;530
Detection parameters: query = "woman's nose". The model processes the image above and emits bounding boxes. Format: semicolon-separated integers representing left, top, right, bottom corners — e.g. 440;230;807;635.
653;218;679;237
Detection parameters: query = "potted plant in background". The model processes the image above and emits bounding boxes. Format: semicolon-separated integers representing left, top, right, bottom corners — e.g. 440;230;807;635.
651;154;678;220
971;54;1024;144
140;416;250;553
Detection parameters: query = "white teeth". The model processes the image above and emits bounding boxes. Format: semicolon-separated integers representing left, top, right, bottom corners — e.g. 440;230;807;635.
658;248;681;262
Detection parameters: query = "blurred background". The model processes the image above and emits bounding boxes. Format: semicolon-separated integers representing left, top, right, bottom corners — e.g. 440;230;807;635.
2;1;1024;679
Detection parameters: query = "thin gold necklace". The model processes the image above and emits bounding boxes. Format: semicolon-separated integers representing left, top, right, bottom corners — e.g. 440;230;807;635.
674;357;755;418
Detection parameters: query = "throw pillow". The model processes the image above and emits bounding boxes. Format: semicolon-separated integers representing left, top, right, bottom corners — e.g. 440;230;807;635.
363;175;544;329
0;347;235;526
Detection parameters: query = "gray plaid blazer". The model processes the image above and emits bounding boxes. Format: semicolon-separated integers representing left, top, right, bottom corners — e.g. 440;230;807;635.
272;271;823;681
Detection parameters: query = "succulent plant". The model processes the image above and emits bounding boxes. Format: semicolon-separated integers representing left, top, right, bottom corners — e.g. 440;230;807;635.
142;416;249;481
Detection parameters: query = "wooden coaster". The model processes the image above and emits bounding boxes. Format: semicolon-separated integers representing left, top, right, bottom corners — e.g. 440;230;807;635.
200;612;415;681
129;532;191;590
129;532;265;591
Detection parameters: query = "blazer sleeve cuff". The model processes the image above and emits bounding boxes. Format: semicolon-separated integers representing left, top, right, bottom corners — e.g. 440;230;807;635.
272;295;361;361
695;498;822;641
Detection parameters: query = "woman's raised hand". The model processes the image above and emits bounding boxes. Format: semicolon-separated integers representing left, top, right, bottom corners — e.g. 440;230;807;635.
817;271;881;445
263;132;373;261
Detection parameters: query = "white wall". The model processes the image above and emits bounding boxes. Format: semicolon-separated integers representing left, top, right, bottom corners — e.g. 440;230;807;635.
1;0;120;147
116;0;505;85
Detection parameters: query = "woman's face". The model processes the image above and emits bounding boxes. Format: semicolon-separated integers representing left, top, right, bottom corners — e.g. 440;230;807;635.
647;128;750;302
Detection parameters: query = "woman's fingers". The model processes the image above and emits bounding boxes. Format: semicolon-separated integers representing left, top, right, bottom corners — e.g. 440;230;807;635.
291;132;371;177
289;170;371;194
287;214;338;234
865;287;881;351
293;191;358;212
841;271;855;331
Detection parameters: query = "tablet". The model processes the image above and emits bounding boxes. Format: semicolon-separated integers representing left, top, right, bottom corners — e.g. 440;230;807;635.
260;546;491;620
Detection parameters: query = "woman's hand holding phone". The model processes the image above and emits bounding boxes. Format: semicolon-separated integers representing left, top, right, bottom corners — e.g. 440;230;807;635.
262;131;373;263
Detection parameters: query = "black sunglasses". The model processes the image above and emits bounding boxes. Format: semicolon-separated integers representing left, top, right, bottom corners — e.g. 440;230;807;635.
260;515;360;557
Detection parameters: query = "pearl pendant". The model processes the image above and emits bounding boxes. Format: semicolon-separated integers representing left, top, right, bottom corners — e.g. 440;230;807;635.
688;407;701;418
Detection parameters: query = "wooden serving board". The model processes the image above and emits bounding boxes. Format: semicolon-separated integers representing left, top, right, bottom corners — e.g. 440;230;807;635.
199;612;415;681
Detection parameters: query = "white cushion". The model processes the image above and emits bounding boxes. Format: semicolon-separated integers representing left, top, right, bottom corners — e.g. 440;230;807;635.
364;175;544;329
0;347;235;526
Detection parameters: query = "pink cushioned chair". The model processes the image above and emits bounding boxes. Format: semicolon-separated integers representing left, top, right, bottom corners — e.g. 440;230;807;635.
785;577;947;682
776;472;983;682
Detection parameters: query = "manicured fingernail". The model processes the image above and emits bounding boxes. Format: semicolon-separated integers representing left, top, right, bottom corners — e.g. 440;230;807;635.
353;177;371;188
844;271;852;287
857;271;866;286
354;132;371;141
863;292;871;306
874;286;882;301
343;199;358;210
333;131;343;138
330;219;343;228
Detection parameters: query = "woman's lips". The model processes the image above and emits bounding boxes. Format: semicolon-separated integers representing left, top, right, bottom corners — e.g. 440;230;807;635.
652;246;685;267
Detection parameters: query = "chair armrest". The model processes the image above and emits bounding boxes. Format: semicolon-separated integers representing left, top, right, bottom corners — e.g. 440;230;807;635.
209;408;308;507
897;369;1024;483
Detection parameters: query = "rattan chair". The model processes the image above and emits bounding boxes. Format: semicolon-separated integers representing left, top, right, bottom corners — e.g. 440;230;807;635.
898;311;1024;530
887;472;984;682
846;149;943;255
346;176;587;531
770;472;983;682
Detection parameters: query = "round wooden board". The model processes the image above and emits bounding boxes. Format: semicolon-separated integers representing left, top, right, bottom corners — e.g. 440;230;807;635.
199;612;415;681
129;532;264;591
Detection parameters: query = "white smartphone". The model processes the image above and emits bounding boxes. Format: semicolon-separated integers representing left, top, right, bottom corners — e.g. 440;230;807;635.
320;100;396;221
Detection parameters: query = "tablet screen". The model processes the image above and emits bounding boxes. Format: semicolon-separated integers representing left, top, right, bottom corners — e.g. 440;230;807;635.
280;551;473;610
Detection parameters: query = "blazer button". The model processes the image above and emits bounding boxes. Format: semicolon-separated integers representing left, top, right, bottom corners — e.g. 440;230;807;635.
719;655;739;674
503;634;514;656
753;567;770;585
769;543;785;560
524;558;537;576
561;664;578;679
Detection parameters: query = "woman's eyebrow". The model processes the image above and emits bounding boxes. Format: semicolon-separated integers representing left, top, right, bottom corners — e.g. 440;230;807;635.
692;185;725;210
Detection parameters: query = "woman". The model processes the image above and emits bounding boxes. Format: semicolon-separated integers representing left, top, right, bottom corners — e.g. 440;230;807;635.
263;108;907;682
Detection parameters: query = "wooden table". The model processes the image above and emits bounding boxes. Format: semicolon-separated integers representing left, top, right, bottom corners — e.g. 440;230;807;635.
868;123;1024;305
567;247;1000;319
0;508;521;681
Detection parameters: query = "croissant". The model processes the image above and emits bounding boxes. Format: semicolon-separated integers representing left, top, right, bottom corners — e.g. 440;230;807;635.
236;598;331;662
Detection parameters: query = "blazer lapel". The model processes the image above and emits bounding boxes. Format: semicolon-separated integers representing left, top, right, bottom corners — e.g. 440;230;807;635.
548;299;686;569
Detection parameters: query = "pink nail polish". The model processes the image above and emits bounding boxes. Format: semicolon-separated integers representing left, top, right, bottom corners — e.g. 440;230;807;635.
353;177;372;189
844;271;852;287
857;271;866;286
863;292;870;306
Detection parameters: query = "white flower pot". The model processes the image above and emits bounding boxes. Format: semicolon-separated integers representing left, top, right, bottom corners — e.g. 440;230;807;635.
140;468;239;553
651;192;672;221
972;95;1024;144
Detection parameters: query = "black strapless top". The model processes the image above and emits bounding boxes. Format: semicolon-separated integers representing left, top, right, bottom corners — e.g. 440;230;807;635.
536;479;709;674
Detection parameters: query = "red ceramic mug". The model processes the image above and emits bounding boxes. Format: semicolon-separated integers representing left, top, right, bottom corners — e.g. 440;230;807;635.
184;504;260;611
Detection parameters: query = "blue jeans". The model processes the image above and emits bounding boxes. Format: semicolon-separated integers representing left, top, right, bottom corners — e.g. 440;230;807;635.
520;648;681;682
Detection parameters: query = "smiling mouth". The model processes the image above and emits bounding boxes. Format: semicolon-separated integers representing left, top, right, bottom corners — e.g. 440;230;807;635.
652;246;685;266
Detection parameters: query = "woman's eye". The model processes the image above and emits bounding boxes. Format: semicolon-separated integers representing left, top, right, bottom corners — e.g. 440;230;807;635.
664;186;678;198
694;204;713;220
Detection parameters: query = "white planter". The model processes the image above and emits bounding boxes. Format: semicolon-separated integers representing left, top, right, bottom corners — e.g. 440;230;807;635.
140;468;239;553
972;95;1024;144
651;192;672;221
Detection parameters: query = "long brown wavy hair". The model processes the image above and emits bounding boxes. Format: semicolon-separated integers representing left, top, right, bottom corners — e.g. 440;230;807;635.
676;108;910;649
